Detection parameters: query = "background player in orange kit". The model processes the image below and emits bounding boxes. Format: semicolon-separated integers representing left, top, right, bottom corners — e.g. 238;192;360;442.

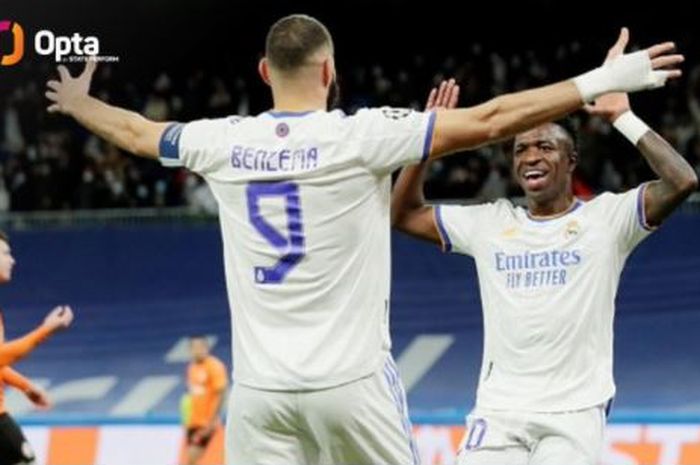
0;230;74;465
184;336;227;465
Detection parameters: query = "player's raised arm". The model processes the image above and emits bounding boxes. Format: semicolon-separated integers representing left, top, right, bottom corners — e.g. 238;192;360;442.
584;28;698;227
391;79;459;244
635;128;700;225
0;306;73;366
1;367;52;409
428;30;684;159
45;60;170;159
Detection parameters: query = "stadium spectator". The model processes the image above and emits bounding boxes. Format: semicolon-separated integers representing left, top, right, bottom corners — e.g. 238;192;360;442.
2;38;698;211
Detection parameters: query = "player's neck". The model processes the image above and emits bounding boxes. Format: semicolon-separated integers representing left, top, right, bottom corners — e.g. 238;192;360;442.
271;87;327;113
527;193;576;219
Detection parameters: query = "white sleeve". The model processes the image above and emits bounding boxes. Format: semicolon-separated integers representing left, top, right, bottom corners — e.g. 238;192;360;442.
599;183;655;254
352;107;436;174
158;118;233;175
435;203;493;256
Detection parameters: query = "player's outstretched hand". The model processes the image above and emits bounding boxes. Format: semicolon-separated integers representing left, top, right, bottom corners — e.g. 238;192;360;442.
425;78;460;111
46;59;97;115
606;28;683;92
585;28;632;122
26;385;52;410
43;305;74;331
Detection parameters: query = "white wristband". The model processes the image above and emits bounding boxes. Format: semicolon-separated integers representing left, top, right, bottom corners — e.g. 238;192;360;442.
613;111;650;146
573;67;611;103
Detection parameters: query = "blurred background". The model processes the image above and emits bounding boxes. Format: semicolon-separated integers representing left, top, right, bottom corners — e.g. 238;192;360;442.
1;1;699;464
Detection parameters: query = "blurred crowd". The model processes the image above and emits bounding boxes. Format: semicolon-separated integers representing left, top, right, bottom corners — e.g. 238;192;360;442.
2;40;700;213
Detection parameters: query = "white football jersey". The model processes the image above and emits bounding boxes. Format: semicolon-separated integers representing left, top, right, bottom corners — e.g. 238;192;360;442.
436;186;653;411
160;108;436;390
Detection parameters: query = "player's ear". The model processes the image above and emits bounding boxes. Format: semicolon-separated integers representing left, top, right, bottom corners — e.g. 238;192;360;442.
258;58;271;86
322;57;334;88
569;151;578;173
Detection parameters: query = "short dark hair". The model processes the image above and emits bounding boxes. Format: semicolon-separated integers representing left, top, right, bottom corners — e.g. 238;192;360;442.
505;117;579;162
266;14;333;72
0;230;8;244
553;117;579;157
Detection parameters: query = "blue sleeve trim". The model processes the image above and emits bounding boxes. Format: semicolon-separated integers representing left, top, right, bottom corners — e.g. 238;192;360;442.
435;205;453;253
421;112;437;162
636;182;655;231
159;123;185;160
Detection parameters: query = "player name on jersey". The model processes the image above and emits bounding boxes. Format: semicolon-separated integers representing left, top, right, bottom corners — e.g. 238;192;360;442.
230;145;320;172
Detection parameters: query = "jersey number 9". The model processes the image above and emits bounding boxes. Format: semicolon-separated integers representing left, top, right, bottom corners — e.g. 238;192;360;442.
247;181;306;284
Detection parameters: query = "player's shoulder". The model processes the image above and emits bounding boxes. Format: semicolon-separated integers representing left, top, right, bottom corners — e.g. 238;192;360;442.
447;198;515;216
440;198;516;227
583;187;639;210
206;355;226;369
486;198;520;224
182;115;252;138
188;115;250;126
247;110;348;132
348;106;421;123
252;109;346;120
492;198;518;213
587;191;616;204
217;114;255;130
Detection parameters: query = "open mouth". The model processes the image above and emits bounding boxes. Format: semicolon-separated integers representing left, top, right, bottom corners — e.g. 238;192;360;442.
521;169;549;190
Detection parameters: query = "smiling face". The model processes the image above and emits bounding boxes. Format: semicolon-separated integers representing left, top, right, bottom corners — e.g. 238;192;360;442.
512;123;577;205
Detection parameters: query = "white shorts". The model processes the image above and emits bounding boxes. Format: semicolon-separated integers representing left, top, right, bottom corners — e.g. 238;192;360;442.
225;356;419;465
456;404;607;465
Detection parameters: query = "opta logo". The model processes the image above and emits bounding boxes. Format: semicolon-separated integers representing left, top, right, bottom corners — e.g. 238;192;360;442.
35;30;99;62
0;20;25;66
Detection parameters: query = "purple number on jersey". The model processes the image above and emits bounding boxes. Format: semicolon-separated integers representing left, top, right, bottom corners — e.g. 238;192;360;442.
246;181;305;284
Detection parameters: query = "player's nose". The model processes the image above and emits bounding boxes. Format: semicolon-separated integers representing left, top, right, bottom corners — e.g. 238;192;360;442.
520;148;543;164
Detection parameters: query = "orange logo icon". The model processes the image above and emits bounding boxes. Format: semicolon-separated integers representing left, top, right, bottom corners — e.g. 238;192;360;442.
0;20;24;66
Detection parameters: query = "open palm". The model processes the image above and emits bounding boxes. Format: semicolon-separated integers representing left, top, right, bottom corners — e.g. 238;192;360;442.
585;28;632;122
425;78;460;111
46;60;97;115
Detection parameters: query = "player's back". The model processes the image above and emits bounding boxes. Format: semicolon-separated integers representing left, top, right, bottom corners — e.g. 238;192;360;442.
160;108;434;390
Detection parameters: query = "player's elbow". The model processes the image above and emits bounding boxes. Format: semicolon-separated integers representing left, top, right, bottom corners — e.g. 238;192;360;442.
463;98;511;147
434;105;505;154
679;172;699;196
392;206;433;239
485;122;508;143
393;217;417;235
125;115;160;158
391;210;410;230
482;95;522;142
391;199;424;229
130;138;152;158
120;117;145;156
